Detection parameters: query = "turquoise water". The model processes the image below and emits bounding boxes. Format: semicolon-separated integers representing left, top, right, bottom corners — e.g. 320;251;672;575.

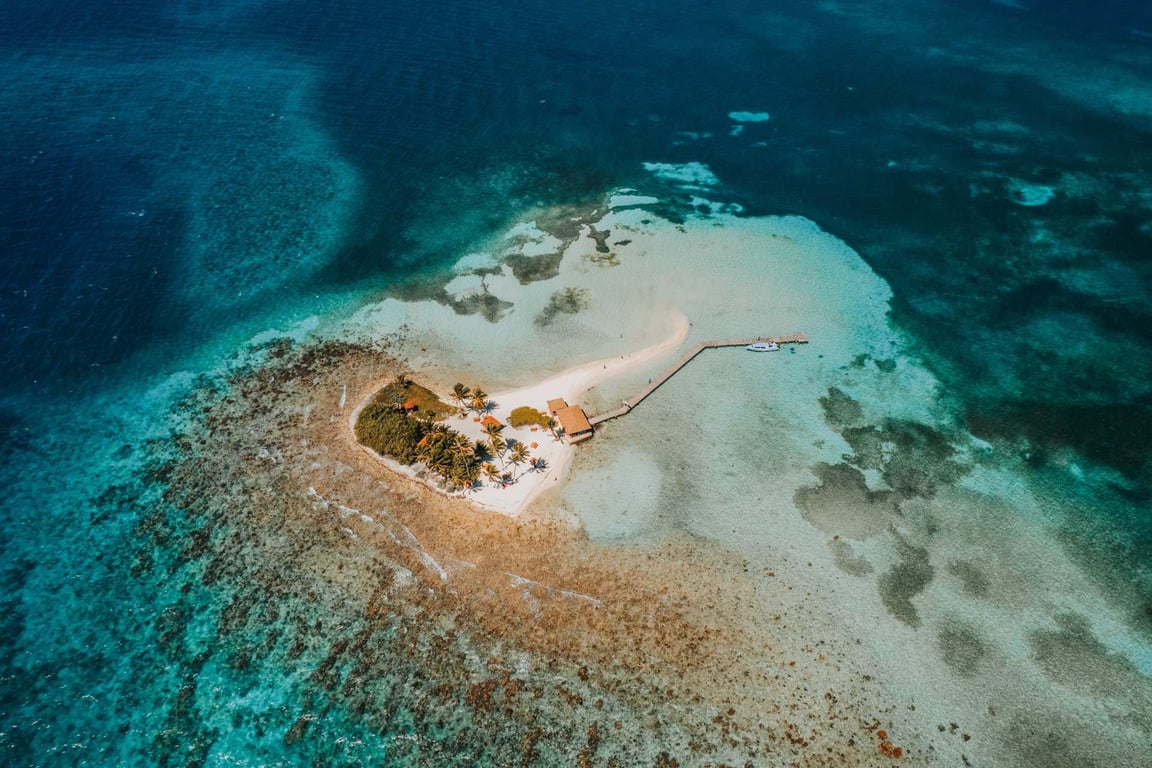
2;1;1150;764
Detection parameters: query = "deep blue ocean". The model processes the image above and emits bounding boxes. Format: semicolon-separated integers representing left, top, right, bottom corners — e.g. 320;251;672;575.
2;1;1150;765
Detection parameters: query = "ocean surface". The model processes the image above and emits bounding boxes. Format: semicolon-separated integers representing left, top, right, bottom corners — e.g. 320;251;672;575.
2;1;1151;765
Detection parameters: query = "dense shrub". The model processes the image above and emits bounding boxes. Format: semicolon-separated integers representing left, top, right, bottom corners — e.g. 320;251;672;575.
355;403;427;463
508;406;550;429
355;395;483;489
375;380;457;421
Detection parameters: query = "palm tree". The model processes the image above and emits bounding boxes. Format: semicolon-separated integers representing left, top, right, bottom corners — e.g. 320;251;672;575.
451;383;472;413
441;463;463;491
472;440;492;464
451;458;481;492
417;425;450;469
530;457;548;473
415;438;433;466
545;415;560;441
453;433;474;457
488;435;507;466
428;451;453;482
469;387;488;414
482;463;501;487
482;422;503;441
508;442;529;475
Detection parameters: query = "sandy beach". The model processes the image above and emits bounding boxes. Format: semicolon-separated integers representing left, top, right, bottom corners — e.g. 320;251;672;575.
12;3;1152;764
323;195;1152;767
350;311;690;516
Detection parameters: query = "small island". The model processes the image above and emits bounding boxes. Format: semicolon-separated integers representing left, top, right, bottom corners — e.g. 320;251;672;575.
349;313;693;515
354;374;560;495
349;314;810;517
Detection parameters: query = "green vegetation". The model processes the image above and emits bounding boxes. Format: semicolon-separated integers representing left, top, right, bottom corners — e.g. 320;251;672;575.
508;405;551;429
469;388;490;414
354;402;427;464
356;376;480;489
450;383;472;410
508;442;529;468
415;425;483;490
374;375;457;421
356;375;547;491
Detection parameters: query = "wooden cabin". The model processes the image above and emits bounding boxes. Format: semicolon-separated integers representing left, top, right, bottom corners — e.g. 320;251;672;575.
554;404;593;444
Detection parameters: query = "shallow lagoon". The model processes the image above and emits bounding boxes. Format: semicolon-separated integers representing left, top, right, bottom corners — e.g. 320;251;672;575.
2;0;1151;765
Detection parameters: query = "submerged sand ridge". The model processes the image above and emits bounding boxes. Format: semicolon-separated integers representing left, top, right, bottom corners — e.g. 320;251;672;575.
145;338;923;765
334;196;1150;766
139;195;1151;765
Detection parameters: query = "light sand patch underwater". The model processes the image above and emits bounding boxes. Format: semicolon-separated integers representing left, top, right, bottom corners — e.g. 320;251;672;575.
309;189;1148;765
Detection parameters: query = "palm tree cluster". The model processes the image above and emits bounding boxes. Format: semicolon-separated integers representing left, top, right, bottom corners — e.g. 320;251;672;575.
356;401;482;491
359;380;555;494
413;423;482;491
451;382;494;416
360;381;553;493
475;427;548;488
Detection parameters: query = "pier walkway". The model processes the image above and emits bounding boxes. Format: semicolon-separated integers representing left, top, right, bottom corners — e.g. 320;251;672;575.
587;332;807;426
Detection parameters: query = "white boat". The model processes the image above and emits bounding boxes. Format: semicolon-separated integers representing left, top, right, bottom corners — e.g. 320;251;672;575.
746;341;780;352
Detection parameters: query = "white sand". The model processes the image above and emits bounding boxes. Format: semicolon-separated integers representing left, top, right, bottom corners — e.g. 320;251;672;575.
336;186;1152;765
343;196;897;526
447;312;689;516
349;312;688;517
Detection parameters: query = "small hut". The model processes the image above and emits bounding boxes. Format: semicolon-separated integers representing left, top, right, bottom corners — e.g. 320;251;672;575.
554;404;593;444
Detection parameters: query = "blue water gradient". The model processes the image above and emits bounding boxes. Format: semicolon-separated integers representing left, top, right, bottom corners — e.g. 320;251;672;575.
1;0;1150;764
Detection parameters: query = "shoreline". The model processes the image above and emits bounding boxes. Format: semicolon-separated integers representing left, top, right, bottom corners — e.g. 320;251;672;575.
348;311;691;517
165;336;917;766
145;192;1152;766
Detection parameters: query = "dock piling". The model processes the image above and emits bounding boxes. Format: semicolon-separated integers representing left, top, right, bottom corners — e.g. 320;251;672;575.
586;332;807;426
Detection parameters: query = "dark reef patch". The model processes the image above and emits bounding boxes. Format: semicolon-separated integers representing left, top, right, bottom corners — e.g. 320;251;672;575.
795;463;896;540
841;419;968;499
877;539;934;628
1029;613;1144;700
449;289;513;323
937;620;986;677
946;560;990;599
586;224;612;254
504;251;565;284
829;539;874;577
818;386;864;430
535;287;591;327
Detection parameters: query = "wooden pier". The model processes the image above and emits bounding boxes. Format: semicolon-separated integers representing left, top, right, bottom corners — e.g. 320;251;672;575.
587;332;807;427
